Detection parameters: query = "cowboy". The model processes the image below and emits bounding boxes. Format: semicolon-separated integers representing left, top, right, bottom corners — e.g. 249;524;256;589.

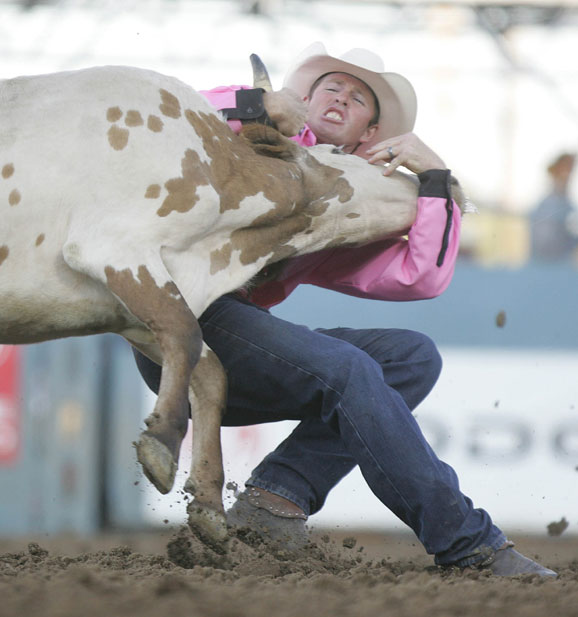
134;42;556;577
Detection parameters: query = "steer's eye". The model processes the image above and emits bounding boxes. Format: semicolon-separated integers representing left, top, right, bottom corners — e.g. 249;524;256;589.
331;146;345;155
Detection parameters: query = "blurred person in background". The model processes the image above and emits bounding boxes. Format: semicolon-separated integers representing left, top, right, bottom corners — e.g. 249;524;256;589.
530;152;578;264
134;42;556;577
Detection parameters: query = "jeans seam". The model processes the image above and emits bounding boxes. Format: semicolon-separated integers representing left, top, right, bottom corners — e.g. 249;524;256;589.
335;399;417;515
202;319;351;376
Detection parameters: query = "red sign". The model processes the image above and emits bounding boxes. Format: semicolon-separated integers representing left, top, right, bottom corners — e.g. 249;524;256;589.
0;345;21;464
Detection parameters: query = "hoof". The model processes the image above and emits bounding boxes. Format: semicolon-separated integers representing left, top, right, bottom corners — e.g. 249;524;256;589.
135;433;177;494
187;501;228;553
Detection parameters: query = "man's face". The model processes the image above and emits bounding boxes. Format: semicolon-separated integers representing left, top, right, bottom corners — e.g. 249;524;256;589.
304;72;379;154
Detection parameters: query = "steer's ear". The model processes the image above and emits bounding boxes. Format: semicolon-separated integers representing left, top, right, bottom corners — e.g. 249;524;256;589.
240;124;301;162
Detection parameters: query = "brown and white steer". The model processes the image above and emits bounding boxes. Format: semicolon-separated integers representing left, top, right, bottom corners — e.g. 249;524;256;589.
0;64;420;543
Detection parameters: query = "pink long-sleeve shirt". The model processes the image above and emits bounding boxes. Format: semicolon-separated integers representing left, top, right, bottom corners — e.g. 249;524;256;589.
199;86;461;309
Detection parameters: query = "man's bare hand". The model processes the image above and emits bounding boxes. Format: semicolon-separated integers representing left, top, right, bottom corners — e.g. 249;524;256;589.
263;88;307;137
365;133;446;176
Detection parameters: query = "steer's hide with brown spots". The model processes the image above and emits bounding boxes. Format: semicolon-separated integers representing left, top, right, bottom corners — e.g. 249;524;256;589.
0;66;418;542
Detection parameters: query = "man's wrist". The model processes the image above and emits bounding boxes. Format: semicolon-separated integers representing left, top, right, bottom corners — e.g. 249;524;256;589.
221;88;273;126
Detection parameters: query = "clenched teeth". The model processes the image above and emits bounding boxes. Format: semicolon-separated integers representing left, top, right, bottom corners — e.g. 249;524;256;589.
325;111;343;121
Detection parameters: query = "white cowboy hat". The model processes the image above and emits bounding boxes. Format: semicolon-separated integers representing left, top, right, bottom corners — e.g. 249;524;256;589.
283;41;417;143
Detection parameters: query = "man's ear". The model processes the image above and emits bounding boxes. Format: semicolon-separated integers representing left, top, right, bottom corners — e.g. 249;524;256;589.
359;124;379;144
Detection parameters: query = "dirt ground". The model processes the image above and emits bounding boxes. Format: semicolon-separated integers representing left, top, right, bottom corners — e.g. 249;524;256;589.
1;526;577;617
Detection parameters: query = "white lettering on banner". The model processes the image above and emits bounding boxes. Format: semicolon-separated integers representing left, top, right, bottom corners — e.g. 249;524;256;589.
142;348;578;533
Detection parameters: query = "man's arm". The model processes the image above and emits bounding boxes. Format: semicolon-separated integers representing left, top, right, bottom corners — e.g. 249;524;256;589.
303;169;461;301
248;169;462;309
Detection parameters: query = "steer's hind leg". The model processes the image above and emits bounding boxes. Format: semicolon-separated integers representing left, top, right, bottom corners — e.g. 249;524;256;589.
104;264;202;495
183;344;228;545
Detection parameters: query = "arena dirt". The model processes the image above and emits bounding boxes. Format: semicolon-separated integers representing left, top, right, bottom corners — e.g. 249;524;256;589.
1;526;577;617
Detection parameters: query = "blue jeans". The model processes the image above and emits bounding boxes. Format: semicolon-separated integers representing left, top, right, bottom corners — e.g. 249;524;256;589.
134;293;506;566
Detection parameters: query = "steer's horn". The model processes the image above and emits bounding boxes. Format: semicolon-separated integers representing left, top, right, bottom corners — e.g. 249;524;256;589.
250;53;273;92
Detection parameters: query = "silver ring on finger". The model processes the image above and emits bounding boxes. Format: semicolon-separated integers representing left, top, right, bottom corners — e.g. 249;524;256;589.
387;146;394;160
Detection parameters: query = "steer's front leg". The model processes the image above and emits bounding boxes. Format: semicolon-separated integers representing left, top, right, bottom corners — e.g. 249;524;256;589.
184;344;228;546
103;263;201;495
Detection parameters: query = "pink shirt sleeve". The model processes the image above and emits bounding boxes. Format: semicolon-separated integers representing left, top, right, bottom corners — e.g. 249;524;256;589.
301;195;461;301
249;192;461;308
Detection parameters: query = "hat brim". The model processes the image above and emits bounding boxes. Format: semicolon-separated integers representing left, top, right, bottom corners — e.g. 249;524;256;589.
283;50;417;144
